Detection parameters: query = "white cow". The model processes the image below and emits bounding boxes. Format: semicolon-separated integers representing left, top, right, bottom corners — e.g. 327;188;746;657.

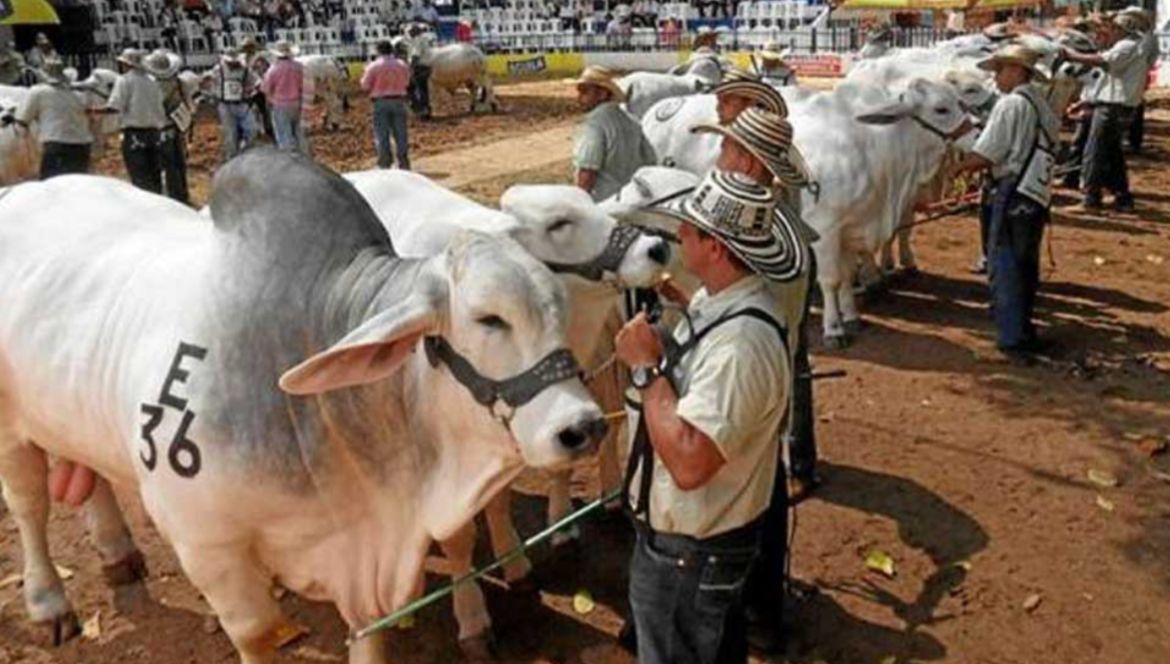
415;39;498;114
298;54;348;130
345;169;671;656
0;88;40;184
618;71;708;119
0;150;605;664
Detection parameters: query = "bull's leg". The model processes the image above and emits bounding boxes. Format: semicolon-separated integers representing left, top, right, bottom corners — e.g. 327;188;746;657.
897;223;919;273
438;522;495;660
839;258;862;337
546;469;579;547
0;439;81;644
820;274;847;349
172;543;286;664
83;478;148;587
482;492;531;584
348;631;386;664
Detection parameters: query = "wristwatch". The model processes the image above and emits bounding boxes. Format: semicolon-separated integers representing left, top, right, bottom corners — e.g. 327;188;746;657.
631;363;665;390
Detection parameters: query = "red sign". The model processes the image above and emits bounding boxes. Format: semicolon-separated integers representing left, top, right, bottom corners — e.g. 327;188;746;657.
789;54;846;78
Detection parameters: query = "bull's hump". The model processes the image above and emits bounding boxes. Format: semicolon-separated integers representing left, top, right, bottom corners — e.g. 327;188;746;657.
209;148;395;259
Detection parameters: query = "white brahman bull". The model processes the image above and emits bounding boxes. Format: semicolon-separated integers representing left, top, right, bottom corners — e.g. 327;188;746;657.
297;54;348;130
618;71;708;120
0;149;605;664
345;169;670;657
416;39;498;114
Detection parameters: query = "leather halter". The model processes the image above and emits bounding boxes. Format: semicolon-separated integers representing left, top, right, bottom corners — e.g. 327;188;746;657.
544;224;645;283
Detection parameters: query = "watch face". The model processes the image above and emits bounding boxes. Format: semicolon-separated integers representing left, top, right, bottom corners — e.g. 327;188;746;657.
632;366;650;389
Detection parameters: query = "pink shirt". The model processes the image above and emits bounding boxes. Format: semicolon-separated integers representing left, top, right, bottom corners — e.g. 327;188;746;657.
361;56;409;99
260;58;304;110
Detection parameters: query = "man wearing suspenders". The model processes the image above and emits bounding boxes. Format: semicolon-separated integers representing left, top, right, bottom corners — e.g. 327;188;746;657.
145;49;193;205
959;44;1058;361
615;170;807;663
207;48;261;162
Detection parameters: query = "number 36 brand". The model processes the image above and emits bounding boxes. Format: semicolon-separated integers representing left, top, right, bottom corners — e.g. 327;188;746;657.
139;342;208;478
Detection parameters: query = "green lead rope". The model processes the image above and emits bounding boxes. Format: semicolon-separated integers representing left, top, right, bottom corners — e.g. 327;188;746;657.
349;488;623;644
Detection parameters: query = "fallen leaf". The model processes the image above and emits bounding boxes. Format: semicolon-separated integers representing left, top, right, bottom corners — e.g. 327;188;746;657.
1087;469;1119;488
396;614;415;630
880;656;897;664
1096;495;1115;512
573;589;596;615
1122;432;1145;441
1023;593;1043;612
1093;256;1106;266
82;611;101;640
864;550;896;578
1138;437;1168;458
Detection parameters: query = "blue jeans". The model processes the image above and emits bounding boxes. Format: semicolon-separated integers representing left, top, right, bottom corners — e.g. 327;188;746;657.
217;101;256;162
1082;104;1133;200
372;97;409;169
270;105;309;154
629;522;760;664
985;178;1047;349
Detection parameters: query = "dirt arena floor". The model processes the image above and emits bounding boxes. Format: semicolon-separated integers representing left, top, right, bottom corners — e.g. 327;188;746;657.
2;80;1169;664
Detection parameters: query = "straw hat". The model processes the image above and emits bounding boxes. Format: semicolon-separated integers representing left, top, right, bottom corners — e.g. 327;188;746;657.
116;48;148;69
144;49;182;79
712;68;787;117
1112;11;1147;35
977;43;1049;82
691;106;811;189
1117;6;1153;32
239;36;260;52
982;22;1015;41
758;42;791;62
573;65;625;103
645;170;808;283
37;59;68;85
270;40;299;58
866;25;894;44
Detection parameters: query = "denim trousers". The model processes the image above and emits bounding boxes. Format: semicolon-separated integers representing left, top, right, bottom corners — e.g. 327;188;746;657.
217;101;256;161
121;128;162;194
985;179;1048;350
629;521;760;664
372;97;410;169
159;127;189;205
1082;104;1133;199
39;142;91;179
270;105;309;154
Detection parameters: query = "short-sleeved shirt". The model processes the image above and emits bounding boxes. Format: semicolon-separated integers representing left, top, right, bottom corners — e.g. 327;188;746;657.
208;64;261;104
972;84;1056;181
16;83;93;145
361;55;410;98
107;69;167;130
626;275;790;539
261;58;305;110
573;102;657;202
1139;31;1160;70
1096;35;1145;106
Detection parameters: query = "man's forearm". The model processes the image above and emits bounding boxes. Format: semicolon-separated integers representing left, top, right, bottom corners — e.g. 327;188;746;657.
641;377;725;491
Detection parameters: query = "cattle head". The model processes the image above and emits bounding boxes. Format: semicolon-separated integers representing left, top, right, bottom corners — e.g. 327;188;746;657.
278;230;606;470
500;184;671;289
943;69;998;122
856;78;978;151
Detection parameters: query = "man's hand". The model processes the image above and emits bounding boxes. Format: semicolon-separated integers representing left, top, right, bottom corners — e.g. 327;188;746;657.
657;277;691;307
615;312;664;368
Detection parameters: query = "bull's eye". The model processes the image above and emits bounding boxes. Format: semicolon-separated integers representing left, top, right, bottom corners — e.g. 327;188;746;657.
548;219;573;233
934;106;949;115
476;314;510;331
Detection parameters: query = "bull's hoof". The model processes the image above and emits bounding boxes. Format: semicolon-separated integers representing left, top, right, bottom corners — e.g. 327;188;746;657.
102;549;148;587
550;524;581;549
823;334;850;350
842;319;863;336
459;632;498;663
900;265;921;278
38;611;81;647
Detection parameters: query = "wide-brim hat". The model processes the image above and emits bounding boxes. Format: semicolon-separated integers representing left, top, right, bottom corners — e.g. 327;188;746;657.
712;68;787;116
977;44;1049;82
866;25;894;43
758;42;791;61
145;49;182;79
648;170;808;283
573;65;626;103
691;106;811;190
116;48;148;69
1112;11;1148;34
270;40;299;58
982;22;1015;41
694;26;718;44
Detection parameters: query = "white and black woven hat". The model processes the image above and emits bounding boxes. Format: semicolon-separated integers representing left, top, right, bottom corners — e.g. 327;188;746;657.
650;170;808;283
711;67;787;117
690;106;811;189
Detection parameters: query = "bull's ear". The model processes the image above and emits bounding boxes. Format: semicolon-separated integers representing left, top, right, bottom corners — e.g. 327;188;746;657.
855;98;910;125
278;290;443;395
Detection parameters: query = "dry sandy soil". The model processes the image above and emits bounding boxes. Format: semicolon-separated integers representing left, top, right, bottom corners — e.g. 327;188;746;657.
1;81;1169;664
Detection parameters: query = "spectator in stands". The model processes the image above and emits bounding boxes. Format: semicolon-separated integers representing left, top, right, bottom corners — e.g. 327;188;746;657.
6;60;93;179
632;0;657;28
262;40;310;155
361;39;411;169
0;42;24;86
606;6;634;50
455;19;474;43
572;65;656;201
559;1;581;33
25;33;60;73
206;47;262;161
698;0;727;19
659;17;680;48
99;48;168;194
146;49;194;204
414;0;441;27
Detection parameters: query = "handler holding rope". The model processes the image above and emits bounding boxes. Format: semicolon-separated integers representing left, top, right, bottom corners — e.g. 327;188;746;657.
958;44;1058;362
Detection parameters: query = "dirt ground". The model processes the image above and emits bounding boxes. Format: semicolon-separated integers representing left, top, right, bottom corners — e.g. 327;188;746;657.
2;80;1169;664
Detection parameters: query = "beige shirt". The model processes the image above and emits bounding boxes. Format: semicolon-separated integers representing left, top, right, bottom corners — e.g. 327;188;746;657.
972;84;1057;181
573;102;658;202
107;68;167;130
16;83;93;145
626;275;790;538
1096;35;1146;107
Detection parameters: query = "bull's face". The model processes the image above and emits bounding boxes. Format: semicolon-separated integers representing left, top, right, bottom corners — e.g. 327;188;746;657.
856;78;978;150
501;184;671;288
944;70;998;122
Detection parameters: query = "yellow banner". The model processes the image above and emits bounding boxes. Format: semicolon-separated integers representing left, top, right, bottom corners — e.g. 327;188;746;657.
0;0;60;25
485;52;584;79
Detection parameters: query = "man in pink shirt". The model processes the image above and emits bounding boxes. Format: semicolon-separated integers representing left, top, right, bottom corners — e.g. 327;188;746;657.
261;41;309;154
361;40;411;169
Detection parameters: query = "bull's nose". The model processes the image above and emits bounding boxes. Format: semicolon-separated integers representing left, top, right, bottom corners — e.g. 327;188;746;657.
648;240;671;265
557;416;609;453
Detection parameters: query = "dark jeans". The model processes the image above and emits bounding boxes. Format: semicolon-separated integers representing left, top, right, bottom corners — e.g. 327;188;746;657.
409;64;432;117
372;97;410;169
121;128;163;194
985;178;1047;350
39;142;91;179
1062;110;1093;189
629;521;760;664
1083;104;1133;201
159;127;189;205
1128;101;1145;152
788;263;817;483
743;453;789;637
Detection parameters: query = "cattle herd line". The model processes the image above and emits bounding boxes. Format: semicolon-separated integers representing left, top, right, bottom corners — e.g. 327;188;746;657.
0;12;1161;664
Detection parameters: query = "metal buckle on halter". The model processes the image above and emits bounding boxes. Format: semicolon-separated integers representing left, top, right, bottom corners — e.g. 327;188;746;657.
489;399;516;427
546;224;644;285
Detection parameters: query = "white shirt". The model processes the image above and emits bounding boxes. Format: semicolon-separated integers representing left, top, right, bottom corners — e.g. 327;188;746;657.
107;68;167;130
1096;35;1145;106
573;102;658;201
972;83;1057;181
16;83;94;145
626;275;790;538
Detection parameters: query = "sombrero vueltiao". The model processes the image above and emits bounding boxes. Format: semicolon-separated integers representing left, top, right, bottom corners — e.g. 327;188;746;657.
711;68;787;117
690;106;811;190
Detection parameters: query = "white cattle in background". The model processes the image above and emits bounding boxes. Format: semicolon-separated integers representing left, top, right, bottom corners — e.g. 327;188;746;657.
0;150;605;664
618;71;708;119
345;169;671;657
415;38;498;113
297;54;348;130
